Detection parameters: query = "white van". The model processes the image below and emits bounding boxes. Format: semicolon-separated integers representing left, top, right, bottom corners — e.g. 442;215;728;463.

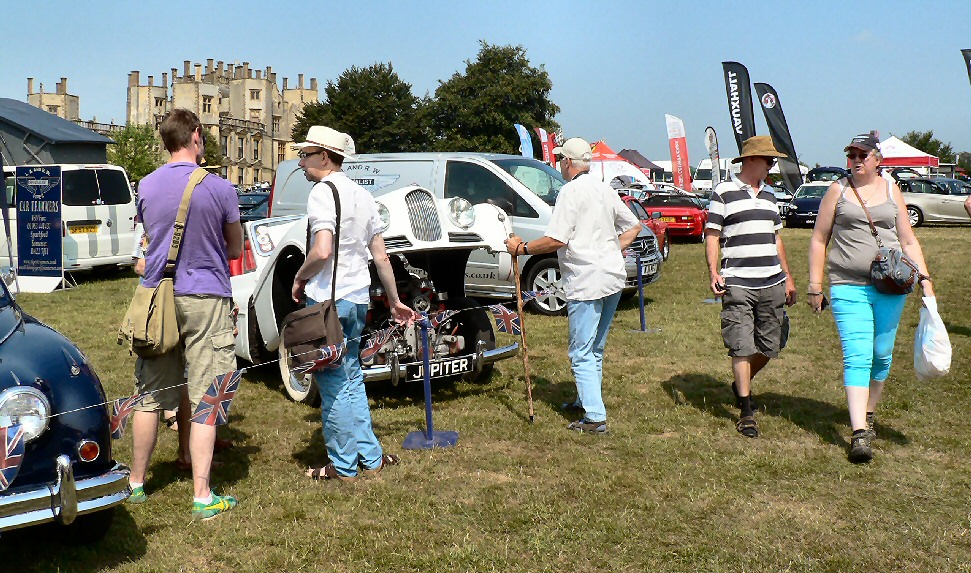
2;164;138;271
693;158;739;194
269;153;662;315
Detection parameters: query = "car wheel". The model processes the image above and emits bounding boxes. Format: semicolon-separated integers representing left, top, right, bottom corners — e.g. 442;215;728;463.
445;297;495;382
279;342;321;406
61;509;115;544
525;258;567;316
907;206;923;227
661;233;671;260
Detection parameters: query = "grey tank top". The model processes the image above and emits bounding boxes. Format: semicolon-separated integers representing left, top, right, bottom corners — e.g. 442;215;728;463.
827;179;901;286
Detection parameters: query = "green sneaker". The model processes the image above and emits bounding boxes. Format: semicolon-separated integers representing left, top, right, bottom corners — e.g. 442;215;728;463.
192;493;238;521
128;485;147;504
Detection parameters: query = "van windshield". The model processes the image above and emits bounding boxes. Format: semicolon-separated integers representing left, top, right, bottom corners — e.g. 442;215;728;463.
491;158;565;206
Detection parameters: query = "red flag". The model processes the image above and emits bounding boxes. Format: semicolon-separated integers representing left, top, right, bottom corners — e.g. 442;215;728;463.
110;392;148;440
534;127;553;164
665;114;693;192
191;370;243;426
0;424;25;492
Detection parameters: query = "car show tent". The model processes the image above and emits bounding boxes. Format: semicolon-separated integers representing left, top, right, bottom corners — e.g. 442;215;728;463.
589;141;654;187
879;136;940;168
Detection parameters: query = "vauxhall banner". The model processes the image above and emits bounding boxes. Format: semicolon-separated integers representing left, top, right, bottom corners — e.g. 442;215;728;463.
962;49;971;88
514;124;534;158
665;114;693;192
534;127;554;164
722;61;756;154
15;166;64;292
704;126;721;188
754;83;803;194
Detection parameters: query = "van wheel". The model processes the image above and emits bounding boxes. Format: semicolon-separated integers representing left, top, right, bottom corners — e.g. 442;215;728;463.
279;343;321;406
907;206;923;227
446;297;495;381
525;258;567;316
661;233;671;260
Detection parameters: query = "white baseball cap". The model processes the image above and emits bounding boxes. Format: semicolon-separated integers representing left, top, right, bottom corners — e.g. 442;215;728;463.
552;137;592;161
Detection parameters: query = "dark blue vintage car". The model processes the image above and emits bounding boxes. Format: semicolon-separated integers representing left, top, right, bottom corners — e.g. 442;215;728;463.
783;182;831;228
0;271;130;541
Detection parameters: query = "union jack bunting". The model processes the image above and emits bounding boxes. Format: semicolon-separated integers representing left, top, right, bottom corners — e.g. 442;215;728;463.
110;392;148;440
488;304;522;335
520;291;548;303
0;424;25;492
191;370;243;426
428;310;459;328
361;327;396;361
291;343;345;375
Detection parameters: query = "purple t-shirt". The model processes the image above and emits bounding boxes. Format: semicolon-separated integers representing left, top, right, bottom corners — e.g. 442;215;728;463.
137;163;240;297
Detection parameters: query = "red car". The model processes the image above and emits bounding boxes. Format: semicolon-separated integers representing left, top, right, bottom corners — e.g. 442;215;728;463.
640;193;708;242
620;194;670;260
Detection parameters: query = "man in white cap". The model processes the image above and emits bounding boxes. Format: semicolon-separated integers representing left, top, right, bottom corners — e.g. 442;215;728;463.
506;137;642;433
290;125;418;480
705;135;797;439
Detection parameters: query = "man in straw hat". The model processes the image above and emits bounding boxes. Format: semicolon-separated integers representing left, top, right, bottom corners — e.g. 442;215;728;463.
705;135;797;439
505;137;642;434
290;125;417;481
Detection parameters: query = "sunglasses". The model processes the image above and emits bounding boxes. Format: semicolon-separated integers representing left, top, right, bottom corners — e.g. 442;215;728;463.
846;152;870;161
298;150;324;160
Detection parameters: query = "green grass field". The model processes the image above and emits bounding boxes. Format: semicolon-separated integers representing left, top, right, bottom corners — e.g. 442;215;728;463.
3;227;970;572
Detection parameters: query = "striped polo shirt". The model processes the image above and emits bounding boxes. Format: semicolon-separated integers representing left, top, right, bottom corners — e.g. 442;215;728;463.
706;175;786;289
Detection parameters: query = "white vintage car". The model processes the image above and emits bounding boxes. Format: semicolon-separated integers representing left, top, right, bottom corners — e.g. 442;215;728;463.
230;184;520;405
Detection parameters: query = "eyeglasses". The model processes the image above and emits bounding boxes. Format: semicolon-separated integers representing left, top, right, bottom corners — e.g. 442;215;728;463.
846;152;870;161
298;150;324;160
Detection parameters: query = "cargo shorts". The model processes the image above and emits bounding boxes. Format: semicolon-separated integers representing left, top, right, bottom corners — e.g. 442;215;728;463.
720;282;787;358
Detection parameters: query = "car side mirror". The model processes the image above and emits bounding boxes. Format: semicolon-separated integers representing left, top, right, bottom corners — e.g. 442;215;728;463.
486;197;514;214
651;212;662;219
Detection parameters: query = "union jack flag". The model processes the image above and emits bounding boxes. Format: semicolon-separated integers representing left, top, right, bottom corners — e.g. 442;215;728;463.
291;343;345;375
0;424;25;492
428;310;459;329
110;392;148;440
488;304;522;335
190;370;243;426
361;327;396;362
520;291;548;303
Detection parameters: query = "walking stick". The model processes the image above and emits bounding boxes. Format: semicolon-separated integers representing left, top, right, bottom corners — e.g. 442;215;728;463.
511;251;535;423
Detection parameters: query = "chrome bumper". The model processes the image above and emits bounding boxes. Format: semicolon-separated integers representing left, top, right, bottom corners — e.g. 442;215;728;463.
364;341;519;384
0;456;131;534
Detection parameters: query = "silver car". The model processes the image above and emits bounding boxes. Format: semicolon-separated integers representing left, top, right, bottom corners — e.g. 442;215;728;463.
898;178;971;227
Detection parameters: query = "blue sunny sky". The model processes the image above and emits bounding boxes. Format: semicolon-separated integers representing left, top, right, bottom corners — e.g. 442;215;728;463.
2;0;969;168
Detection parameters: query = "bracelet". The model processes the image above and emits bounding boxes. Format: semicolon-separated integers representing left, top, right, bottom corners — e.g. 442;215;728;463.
523;242;530;255
807;291;823;296
920;276;932;283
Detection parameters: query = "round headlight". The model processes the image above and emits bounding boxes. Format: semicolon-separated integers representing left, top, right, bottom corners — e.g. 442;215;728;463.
376;202;391;233
448;197;475;229
0;387;51;442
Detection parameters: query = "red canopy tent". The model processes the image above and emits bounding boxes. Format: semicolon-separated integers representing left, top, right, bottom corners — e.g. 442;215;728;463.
879;136;940;168
589;141;654;186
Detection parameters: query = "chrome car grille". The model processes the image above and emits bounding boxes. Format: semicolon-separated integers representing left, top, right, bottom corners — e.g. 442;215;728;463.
447;232;483;243
405;189;442;241
629;236;658;258
383;236;413;249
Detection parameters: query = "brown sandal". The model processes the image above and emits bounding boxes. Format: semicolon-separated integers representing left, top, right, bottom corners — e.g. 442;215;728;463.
736;416;760;438
362;453;400;476
307;463;357;482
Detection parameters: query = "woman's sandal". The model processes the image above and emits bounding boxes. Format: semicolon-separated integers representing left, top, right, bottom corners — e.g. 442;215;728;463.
362;453;400;477
307;463;357;482
736;415;760;438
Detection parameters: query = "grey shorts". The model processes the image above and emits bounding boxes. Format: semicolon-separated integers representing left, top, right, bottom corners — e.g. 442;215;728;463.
720;283;787;358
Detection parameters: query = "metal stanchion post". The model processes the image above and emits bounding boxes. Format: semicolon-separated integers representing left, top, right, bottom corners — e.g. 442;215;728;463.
403;318;458;449
630;250;659;334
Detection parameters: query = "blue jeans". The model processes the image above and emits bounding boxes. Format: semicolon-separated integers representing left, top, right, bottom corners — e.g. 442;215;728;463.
566;291;622;423
830;284;907;388
309;297;383;477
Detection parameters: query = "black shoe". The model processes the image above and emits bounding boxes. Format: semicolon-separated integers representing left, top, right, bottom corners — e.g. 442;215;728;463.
732;382;759;410
849;432;873;463
865;412;876;440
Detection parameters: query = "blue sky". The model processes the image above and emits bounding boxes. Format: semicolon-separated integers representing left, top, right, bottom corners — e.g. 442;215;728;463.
3;0;970;168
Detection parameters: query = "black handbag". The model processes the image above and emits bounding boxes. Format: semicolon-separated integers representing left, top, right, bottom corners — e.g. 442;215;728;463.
847;178;924;295
280;181;345;372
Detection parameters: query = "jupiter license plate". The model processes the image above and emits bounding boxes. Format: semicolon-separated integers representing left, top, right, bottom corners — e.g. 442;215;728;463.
406;354;475;381
69;225;99;234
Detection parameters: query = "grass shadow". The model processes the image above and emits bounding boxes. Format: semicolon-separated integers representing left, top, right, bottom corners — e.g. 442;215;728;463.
944;321;971;338
660;373;909;447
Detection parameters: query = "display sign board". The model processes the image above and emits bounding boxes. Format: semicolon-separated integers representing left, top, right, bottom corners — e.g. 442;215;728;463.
15;166;65;292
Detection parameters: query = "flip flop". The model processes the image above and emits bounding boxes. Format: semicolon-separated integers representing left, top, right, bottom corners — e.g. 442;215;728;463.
307;463;357;482
362;453;400;477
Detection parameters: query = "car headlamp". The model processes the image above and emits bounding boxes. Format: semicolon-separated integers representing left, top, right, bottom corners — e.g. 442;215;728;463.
447;197;475;229
376;202;391;233
0;387;51;442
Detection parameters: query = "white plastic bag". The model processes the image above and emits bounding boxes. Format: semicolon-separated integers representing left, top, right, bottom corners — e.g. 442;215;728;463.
914;296;951;381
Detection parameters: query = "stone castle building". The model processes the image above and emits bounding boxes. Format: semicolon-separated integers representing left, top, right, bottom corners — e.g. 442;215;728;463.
127;60;318;185
27;77;80;122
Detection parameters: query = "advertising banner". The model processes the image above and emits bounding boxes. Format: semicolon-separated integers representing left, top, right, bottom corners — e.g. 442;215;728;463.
15;166;64;289
704;126;721;188
754;83;803;193
963;49;971;88
534;127;553;164
665;114;692;192
514;124;534;158
722;61;756;154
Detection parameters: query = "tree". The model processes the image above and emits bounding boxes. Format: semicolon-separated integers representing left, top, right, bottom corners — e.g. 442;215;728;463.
291;63;428;153
203;131;224;169
106;124;162;184
424;41;559;153
901;130;956;163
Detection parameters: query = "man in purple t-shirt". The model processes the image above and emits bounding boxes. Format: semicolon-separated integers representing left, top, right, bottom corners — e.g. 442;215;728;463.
128;109;242;521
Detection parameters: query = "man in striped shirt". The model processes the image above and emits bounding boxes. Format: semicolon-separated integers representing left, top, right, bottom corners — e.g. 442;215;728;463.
705;136;797;438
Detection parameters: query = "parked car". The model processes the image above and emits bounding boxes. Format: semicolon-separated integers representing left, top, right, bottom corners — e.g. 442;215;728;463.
619;193;670;260
231;185;521;405
783;182;830;228
898;178;971;227
237;191;270;223
806;166;848;182
0;268;130;540
639;193;708;241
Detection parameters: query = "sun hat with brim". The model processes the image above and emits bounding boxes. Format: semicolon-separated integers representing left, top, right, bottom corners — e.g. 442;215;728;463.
843;132;880;153
731;135;789;163
552;137;593;161
291;125;356;159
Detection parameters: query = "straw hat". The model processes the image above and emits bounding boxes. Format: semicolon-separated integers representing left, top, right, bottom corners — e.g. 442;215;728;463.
732;135;788;163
